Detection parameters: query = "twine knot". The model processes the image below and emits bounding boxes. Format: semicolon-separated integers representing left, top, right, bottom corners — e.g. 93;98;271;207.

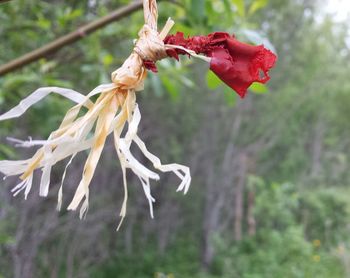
133;24;167;62
111;0;174;90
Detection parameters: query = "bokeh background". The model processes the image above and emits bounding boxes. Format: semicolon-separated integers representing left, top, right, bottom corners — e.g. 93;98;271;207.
1;0;350;277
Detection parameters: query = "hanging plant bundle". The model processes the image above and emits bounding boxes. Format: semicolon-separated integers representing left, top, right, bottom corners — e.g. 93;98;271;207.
0;0;277;229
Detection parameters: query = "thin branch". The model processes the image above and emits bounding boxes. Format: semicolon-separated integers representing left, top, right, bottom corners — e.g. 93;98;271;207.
0;0;144;76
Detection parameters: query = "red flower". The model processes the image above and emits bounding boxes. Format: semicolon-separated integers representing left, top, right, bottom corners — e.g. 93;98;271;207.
162;32;277;98
143;60;158;73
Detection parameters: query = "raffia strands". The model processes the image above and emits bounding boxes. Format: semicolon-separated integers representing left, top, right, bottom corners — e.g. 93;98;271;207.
0;0;191;229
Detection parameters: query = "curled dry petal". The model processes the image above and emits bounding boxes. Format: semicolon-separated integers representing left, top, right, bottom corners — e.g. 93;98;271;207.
162;32;277;98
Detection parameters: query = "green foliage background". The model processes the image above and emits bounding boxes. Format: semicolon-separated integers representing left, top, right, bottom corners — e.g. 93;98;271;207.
1;0;350;277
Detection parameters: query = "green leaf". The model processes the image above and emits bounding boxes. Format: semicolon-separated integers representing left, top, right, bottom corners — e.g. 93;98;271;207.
206;70;222;90
69;8;83;19
179;76;195;88
161;76;179;101
150;74;164;97
249;82;268;94
224;86;237;107
222;0;232;11
231;0;245;17
36;17;51;30
248;0;268;15
173;23;197;36
2;73;40;90
191;0;206;23
0;144;15;159
102;53;114;67
0;233;14;245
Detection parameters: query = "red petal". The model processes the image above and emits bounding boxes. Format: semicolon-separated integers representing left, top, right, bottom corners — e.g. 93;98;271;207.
226;38;277;83
210;48;249;98
164;32;277;98
143;60;158;73
211;38;277;98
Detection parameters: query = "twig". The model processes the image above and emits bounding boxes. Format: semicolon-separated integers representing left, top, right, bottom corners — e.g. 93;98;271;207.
0;0;144;76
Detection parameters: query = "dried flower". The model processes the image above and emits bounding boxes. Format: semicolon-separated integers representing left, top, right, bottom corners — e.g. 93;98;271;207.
162;32;277;98
0;0;277;230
